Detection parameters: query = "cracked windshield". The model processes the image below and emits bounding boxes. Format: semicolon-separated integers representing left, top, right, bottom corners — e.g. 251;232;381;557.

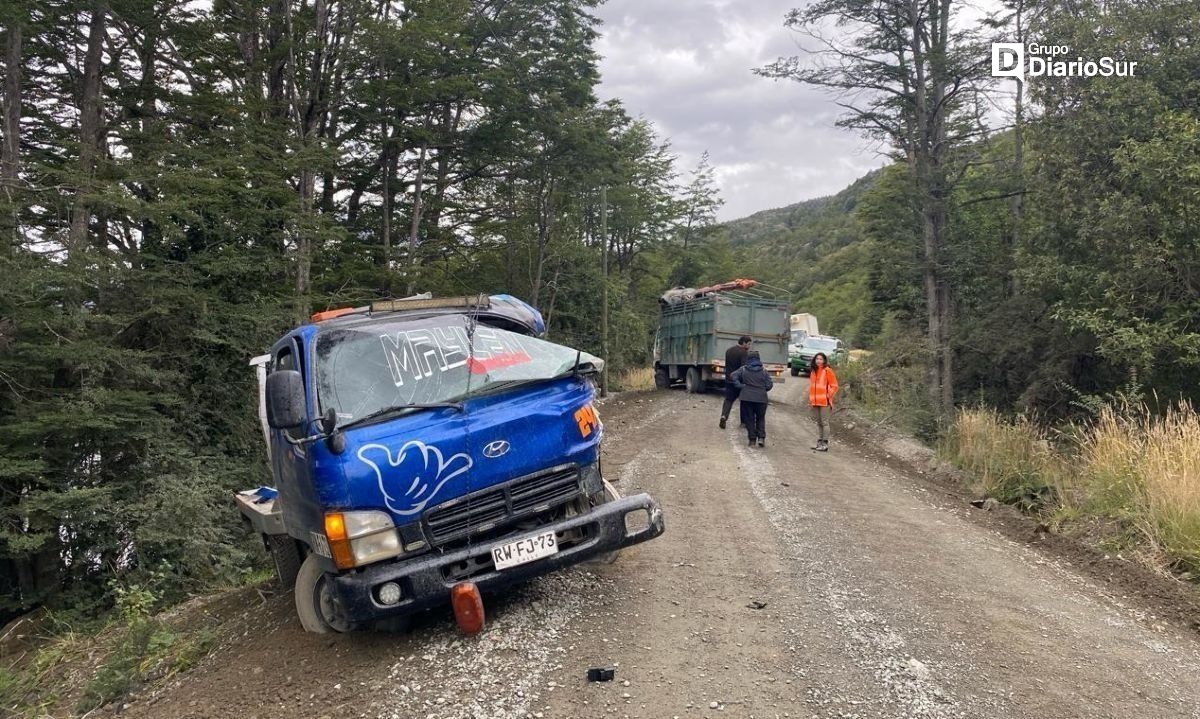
316;316;599;423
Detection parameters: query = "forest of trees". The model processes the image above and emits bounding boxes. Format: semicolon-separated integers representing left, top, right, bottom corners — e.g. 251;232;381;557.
740;0;1200;436
0;0;732;621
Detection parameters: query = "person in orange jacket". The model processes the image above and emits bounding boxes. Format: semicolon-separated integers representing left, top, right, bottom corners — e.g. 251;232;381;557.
808;352;839;451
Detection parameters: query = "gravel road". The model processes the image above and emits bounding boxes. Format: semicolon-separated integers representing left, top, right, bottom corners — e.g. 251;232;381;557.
123;379;1200;719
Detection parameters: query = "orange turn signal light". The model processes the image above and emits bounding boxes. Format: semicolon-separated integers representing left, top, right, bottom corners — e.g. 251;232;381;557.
324;512;356;569
451;582;485;635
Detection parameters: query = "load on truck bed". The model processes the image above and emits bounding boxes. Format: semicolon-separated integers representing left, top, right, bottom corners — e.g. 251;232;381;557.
237;294;665;633
653;279;790;393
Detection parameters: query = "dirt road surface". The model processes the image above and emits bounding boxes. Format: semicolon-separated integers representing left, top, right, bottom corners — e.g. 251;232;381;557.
123;379;1200;719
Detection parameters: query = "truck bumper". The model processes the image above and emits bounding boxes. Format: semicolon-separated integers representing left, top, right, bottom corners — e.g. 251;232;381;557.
328;493;665;623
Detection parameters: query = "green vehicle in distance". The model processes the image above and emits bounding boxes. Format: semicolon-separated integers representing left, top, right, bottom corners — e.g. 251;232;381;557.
789;335;848;377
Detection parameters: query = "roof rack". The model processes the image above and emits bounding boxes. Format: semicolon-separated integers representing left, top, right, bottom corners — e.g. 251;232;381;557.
309;293;490;323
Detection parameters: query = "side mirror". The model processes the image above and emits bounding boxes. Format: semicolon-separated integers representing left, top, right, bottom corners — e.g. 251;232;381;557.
266;370;307;429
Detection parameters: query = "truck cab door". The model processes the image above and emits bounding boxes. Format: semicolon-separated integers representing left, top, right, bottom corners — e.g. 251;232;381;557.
269;338;318;539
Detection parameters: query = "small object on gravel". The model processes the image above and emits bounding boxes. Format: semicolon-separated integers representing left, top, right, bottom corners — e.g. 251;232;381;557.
622;679;631;687
709;701;720;709
746;600;767;610
587;667;616;682
780;482;790;487
905;657;931;680
970;497;1001;511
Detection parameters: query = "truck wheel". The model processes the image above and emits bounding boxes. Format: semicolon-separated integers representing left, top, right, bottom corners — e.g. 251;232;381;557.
790;366;800;377
654;367;670;390
268;534;301;590
295;554;357;634
585;480;622;566
685;366;702;394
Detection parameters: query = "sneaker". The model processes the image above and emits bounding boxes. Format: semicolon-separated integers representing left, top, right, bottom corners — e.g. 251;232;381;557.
756;438;765;448
816;441;829;452
748;438;756;447
719;416;727;429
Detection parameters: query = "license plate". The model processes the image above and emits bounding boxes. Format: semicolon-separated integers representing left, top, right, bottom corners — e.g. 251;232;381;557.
491;530;558;570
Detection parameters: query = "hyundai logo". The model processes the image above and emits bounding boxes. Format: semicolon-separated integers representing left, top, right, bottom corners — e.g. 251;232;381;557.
482;440;510;459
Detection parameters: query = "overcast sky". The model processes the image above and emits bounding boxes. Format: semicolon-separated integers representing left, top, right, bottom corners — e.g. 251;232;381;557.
593;0;891;221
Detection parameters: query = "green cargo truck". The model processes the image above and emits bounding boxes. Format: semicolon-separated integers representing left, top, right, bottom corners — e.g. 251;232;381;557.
653;280;789;393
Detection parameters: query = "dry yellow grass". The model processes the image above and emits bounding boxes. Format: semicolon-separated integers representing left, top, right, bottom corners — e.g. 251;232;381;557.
943;408;1064;505
1137;406;1200;571
617;367;656;392
947;404;1200;575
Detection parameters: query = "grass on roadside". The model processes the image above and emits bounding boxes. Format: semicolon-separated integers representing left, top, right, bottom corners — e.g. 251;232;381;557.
1;584;224;718
617;367;656;392
944;404;1200;578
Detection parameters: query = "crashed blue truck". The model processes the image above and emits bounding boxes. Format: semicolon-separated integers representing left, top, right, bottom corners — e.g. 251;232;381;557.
236;294;666;633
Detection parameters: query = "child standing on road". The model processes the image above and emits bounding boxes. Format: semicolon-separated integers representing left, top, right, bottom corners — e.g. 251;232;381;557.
731;350;773;448
808;352;839;451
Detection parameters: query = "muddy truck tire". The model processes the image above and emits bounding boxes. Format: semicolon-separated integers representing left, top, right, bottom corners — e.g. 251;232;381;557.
685;366;702;393
655;367;670;390
584;480;623;566
295;554;358;634
267;534;301;590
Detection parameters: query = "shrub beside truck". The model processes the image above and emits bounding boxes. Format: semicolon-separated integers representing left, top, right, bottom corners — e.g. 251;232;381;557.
237;294;665;633
653;279;789;392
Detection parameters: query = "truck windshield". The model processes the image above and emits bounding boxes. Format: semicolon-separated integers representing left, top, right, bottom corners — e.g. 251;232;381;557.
315;315;598;426
803;337;839;352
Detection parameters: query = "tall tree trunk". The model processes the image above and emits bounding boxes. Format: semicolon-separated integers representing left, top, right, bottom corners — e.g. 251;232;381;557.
529;178;554;309
406;141;428;296
934;0;954;419
1008;0;1026;297
68;1;108;257
422;101;463;259
266;0;288;119
131;20;160;265
380;134;392;268
910;0;955;422
234;0;263;113
295;169;314;320
1;18;21;252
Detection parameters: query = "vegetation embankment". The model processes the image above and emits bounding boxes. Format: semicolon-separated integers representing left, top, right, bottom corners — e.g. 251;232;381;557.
0;579;258;718
945;404;1200;579
841;355;1200;584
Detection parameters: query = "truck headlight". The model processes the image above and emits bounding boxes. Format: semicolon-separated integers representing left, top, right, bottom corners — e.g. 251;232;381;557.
325;510;402;569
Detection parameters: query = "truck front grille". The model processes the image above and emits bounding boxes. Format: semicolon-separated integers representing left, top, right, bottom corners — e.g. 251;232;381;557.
423;465;582;547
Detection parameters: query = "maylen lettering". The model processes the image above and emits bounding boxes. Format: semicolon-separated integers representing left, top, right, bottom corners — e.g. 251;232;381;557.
380;325;532;387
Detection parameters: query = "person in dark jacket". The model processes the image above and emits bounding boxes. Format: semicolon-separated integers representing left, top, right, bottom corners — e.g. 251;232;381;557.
719;336;752;429
730;350;773;447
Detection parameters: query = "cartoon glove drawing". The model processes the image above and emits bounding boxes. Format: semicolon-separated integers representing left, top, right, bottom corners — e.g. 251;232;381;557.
357;441;473;515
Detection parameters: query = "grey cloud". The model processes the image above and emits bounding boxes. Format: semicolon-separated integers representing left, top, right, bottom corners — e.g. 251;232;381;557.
595;0;887;219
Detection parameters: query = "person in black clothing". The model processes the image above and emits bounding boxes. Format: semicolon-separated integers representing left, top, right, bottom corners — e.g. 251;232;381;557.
730;350;773;447
719;336;752;429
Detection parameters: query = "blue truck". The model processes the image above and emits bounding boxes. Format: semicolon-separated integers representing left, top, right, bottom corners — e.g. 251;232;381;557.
236;294;665;633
